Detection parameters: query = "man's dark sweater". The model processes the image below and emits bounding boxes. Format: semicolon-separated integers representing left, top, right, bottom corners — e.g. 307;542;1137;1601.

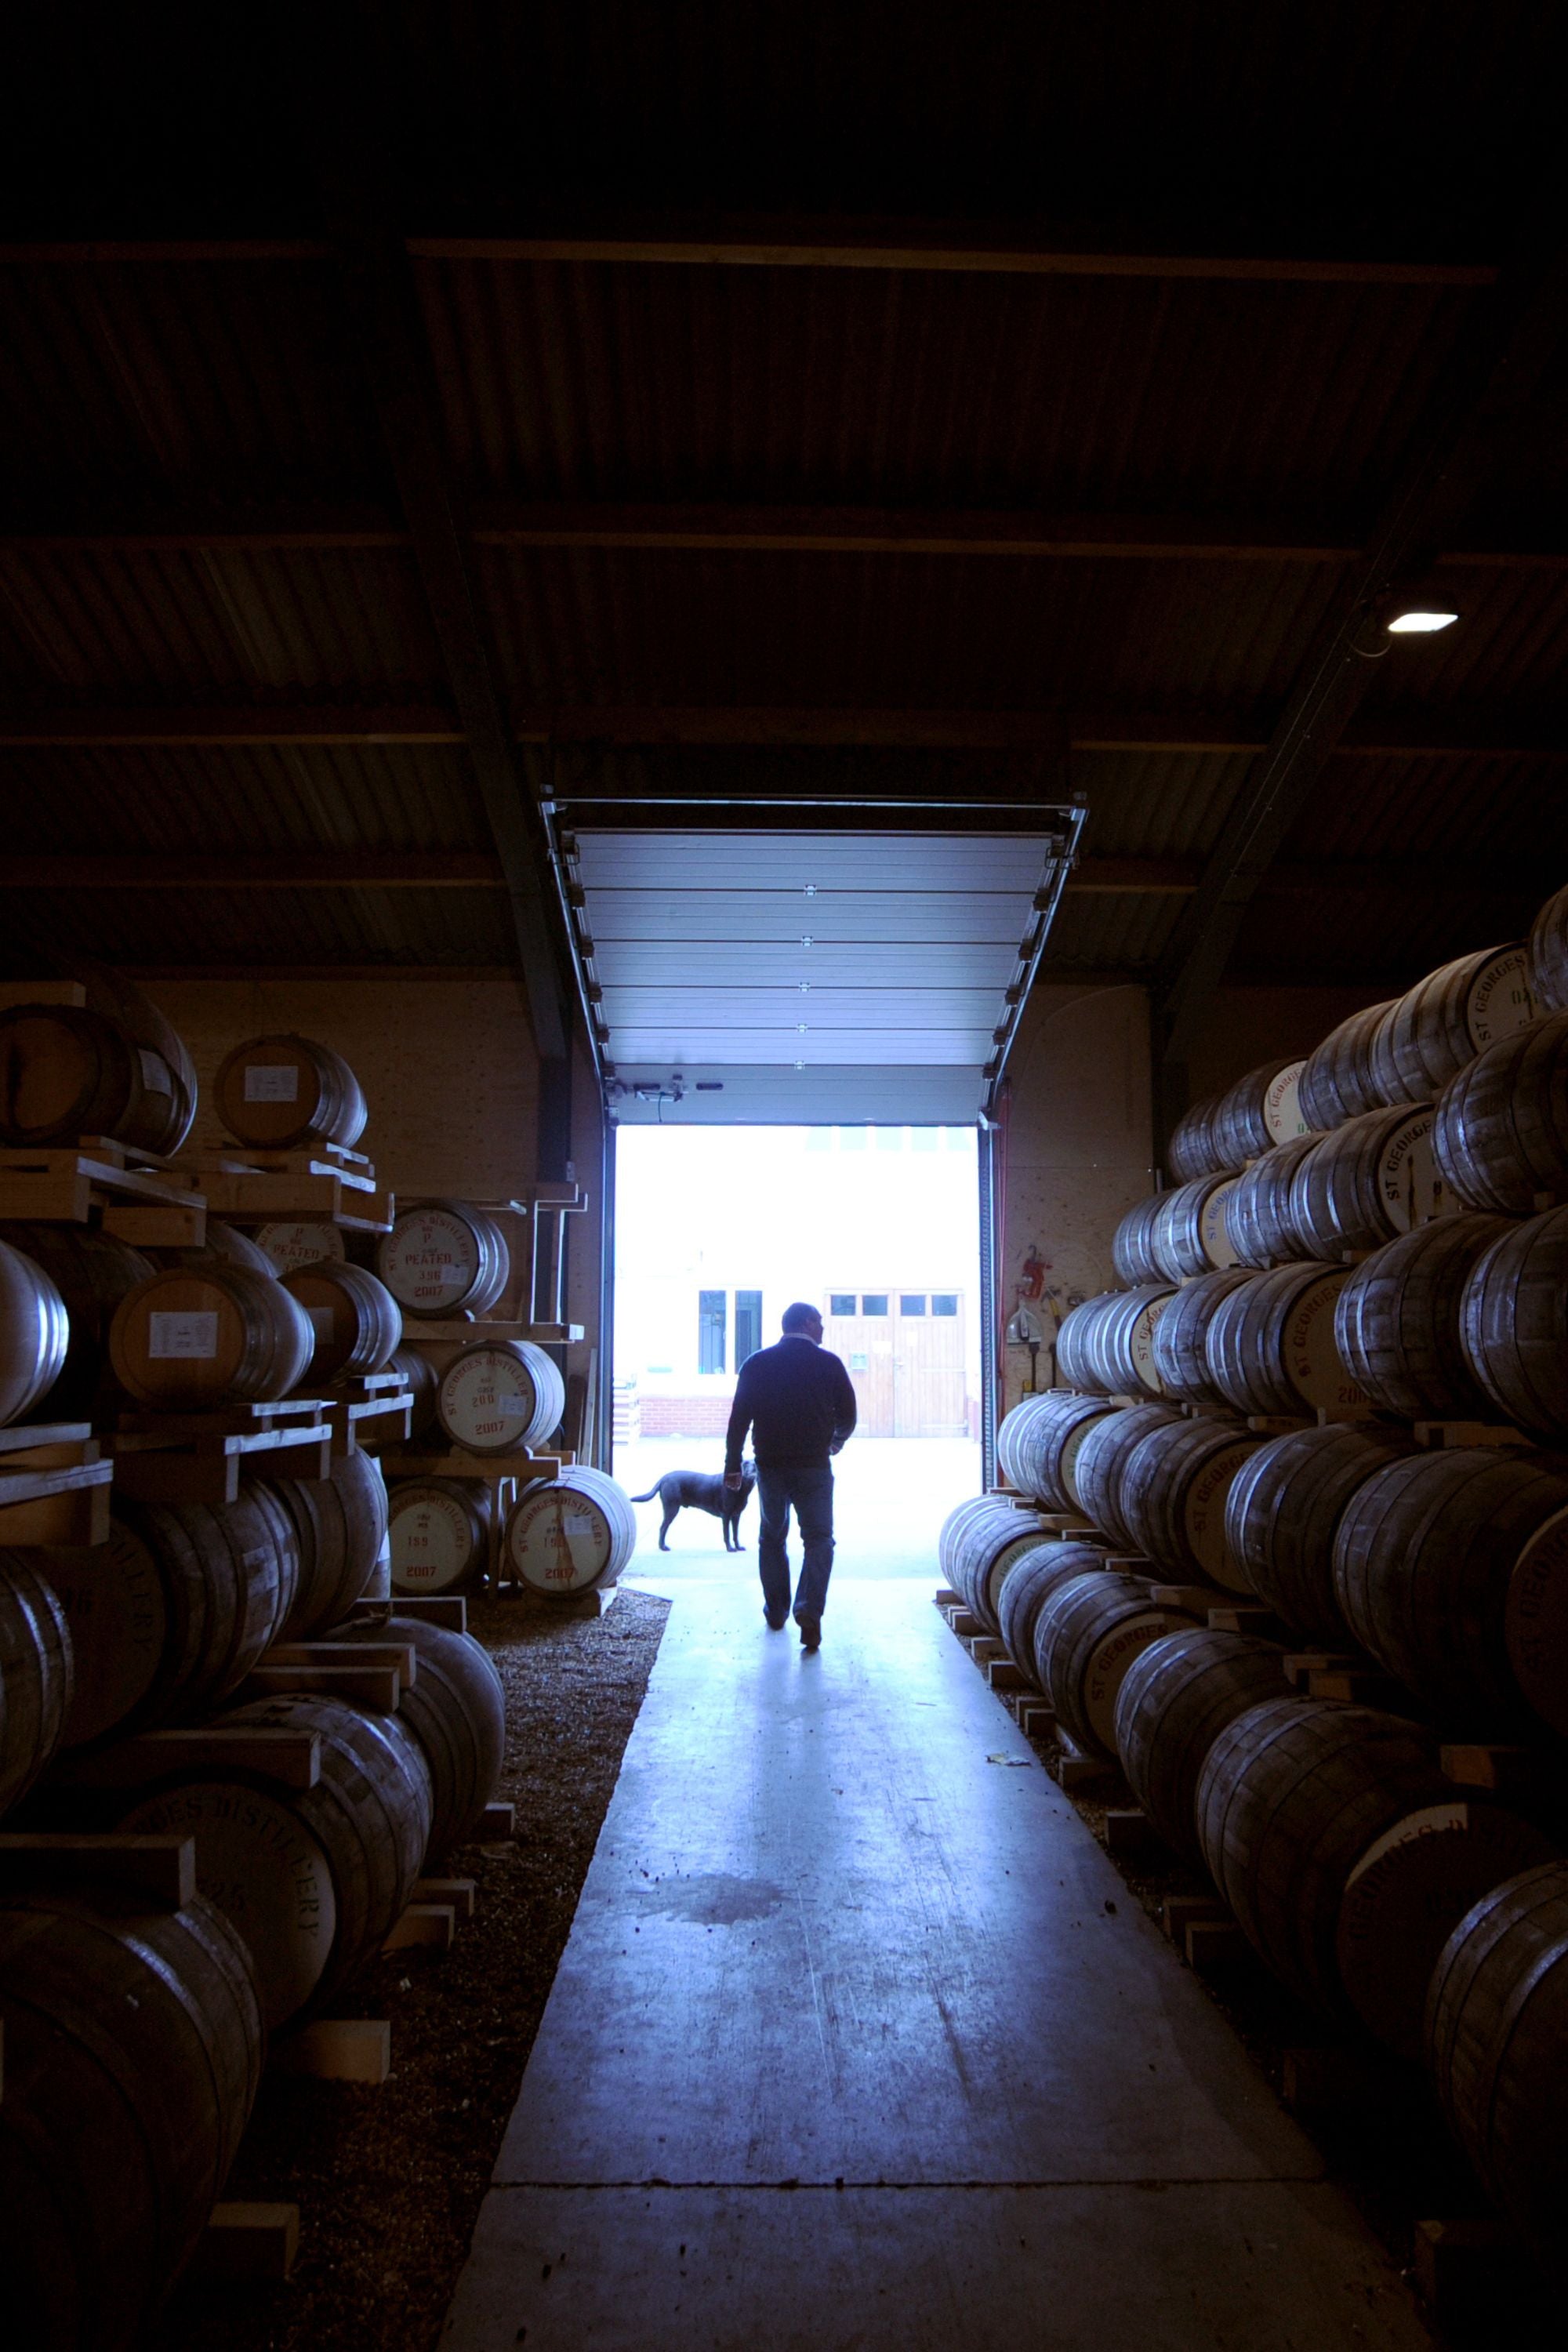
724;1335;858;1472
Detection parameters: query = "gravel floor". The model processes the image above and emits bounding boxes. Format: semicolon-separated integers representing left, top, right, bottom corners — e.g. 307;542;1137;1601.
154;1585;670;2352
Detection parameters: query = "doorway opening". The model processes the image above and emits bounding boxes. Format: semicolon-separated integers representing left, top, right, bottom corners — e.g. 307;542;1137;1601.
610;1123;983;1575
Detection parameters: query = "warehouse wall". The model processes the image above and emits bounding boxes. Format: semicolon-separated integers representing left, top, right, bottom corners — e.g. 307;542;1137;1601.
1185;982;1387;1104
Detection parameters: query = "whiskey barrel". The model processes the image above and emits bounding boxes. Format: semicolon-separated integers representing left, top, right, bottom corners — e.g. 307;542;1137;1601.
1426;1861;1568;2275
389;1477;492;1595
42;1487;299;1747
1222;1423;1414;1644
390;1344;441;1441
1333;1448;1568;1734
1209;1057;1310;1170
1221;1133;1322;1269
1530;881;1568;1013
122;1692;432;2029
0;1882;262;2350
0;974;198;1156
1297;999;1399;1131
1203;1261;1367;1419
1149;1268;1253;1403
253;1218;347;1276
1116;1415;1263;1588
1461;1206;1568;1438
281;1259;402;1384
1197;1694;1548;2055
1034;1571;1196;1759
1112;1628;1287;1864
376;1199;510;1320
213;1033;368;1151
503;1468;640;1599
1111;1193;1166;1285
1334;1214;1514;1418
940;1496;1054;1630
262;1450;390;1642
996;1390;1114;1509
995;1541;1109;1684
1149;1174;1243;1279
0;1222;151;1421
1070;1402;1182;1552
108;1261;314;1408
1431;1011;1568;1212
436;1338;565;1454
339;1614;506;1860
1167;1094;1226;1181
1370;943;1538;1105
1287;1104;1449;1258
0;1552;73;1813
1053;1285;1175;1399
0;1238;70;1427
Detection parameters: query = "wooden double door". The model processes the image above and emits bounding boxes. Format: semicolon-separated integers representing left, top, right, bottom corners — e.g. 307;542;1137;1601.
822;1287;967;1439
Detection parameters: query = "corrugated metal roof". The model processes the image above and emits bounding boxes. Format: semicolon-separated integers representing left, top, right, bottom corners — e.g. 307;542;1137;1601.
0;883;514;967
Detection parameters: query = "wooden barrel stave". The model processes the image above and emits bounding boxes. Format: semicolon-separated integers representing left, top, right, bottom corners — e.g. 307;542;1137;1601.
938;1497;1051;1632
1209;1058;1309;1170
1222;1422;1414;1643
0;1552;74;1813
0;1225;133;1423
437;1338;566;1454
995;1541;1109;1684
1035;1570;1195;1758
376;1199;510;1320
339;1614;506;1860
0;1238;71;1428
1287;1103;1448;1259
997;1391;1116;1509
1370;944;1538;1106
0;991;197;1157
214;1033;368;1151
1297;1000;1398;1132
390;1345;441;1441
1057;1284;1176;1399
1530;882;1568;1014
1116;1415;1261;1588
282;1259;402;1385
0;1884;263;2350
261;1450;390;1641
1166;1094;1226;1181
1111;1193;1166;1285
503;1466;638;1598
1113;1628;1288;1864
1334;1214;1513;1418
1221;1133;1322;1269
1203;1261;1363;1420
1150;1174;1243;1279
1432;1012;1568;1213
1149;1268;1254;1403
1070;1402;1182;1550
1332;1449;1568;1734
389;1476;492;1595
1461;1206;1568;1438
108;1261;314;1409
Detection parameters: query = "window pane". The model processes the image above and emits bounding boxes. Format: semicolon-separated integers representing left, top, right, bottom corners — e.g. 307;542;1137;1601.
698;1288;727;1374
840;1128;867;1152
899;1294;927;1316
875;1126;902;1151
861;1294;889;1316
805;1127;832;1151
932;1293;959;1316
911;1127;938;1152
829;1294;855;1316
735;1289;763;1366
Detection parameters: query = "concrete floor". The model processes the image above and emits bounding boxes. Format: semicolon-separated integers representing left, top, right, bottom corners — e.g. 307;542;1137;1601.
442;1454;1431;2351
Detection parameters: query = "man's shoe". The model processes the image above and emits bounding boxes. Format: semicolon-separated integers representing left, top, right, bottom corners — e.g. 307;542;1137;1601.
764;1608;787;1630
796;1611;822;1652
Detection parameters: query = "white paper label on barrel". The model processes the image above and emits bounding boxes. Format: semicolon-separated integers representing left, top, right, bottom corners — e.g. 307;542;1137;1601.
1376;1111;1448;1232
390;1492;474;1591
1183;1441;1258;1584
1283;1274;1367;1411
508;1489;607;1591
1057;1417;1102;1512
1262;1059;1307;1143
380;1209;478;1309
307;1306;336;1339
244;1063;300;1102
1200;1181;1242;1268
1467;946;1537;1049
440;1349;535;1450
256;1220;346;1274
1130;1299;1169;1392
148;1309;220;1359
137;1047;172;1094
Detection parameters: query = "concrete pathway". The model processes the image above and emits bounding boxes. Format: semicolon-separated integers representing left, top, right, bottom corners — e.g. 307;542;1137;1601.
442;1570;1431;2350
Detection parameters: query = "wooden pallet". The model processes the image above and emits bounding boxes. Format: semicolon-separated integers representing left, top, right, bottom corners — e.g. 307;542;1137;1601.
109;1396;332;1504
381;1445;573;1479
1413;1417;1532;1450
0;1135;207;1245
394;1316;586;1345
321;1369;413;1456
0;1421;113;1543
185;1143;393;1232
0;1830;194;1907
53;1722;324;1793
246;1635;415;1711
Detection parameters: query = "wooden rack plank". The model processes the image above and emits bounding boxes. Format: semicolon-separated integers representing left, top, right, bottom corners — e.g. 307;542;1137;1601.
53;1726;323;1791
0;1832;194;1908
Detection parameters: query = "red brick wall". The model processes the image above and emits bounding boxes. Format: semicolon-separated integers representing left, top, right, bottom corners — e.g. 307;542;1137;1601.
641;1396;735;1437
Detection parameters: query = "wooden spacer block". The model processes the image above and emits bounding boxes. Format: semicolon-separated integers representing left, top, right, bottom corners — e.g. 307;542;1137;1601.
985;1657;1029;1692
1413;2217;1524;2329
1307;1665;1408;1706
1163;1893;1227;1944
382;1902;456;1953
1017;1699;1056;1738
1413;1419;1531;1451
477;1800;515;1838
388;1594;469;1632
946;1609;984;1637
1101;1555;1152;1573
966;1635;1007;1663
413;1875;477;1921
1282;1650;1345;1686
103;1201;206;1248
247;1661;401;1711
0;1832;194;1910
53;1726;322;1792
274;2017;390;2084
1279;2045;1397;2114
1207;1605;1283;1637
1440;1744;1542;1795
932;1587;963;1607
1149;1583;1228;1615
1057;1748;1109;1791
194;2203;299;2282
1185;1918;1248;1969
1103;1807;1155;1857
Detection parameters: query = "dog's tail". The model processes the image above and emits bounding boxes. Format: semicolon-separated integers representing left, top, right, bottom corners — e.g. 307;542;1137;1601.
628;1484;661;1503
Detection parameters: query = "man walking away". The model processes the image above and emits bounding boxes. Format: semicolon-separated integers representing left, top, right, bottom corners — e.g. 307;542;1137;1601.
724;1301;857;1650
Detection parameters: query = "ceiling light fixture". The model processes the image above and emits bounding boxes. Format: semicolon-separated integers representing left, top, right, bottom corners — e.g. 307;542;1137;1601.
1385;608;1460;634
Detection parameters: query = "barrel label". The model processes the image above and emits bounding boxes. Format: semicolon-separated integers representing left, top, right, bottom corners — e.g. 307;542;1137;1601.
1083;1614;1174;1748
1376;1111;1449;1233
1467;946;1537;1049
1057;1417;1102;1511
137;1047;172;1094
1344;1804;1470;1896
1131;1300;1171;1392
148;1308;219;1359
1506;1509;1568;1738
508;1488;609;1592
243;1063;300;1102
439;1350;539;1450
1263;1061;1308;1143
379;1210;480;1308
256;1220;346;1275
390;1491;474;1590
1182;1443;1256;1578
1282;1276;1368;1410
1200;1181;1242;1269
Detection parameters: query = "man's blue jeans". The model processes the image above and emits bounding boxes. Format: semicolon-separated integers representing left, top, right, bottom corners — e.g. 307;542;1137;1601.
756;1465;836;1622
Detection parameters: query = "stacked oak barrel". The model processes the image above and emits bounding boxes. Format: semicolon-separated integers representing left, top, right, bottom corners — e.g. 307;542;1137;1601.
969;881;1568;2278
0;986;509;2344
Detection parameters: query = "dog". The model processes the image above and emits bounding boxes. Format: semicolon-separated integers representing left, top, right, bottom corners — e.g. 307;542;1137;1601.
630;1462;757;1552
